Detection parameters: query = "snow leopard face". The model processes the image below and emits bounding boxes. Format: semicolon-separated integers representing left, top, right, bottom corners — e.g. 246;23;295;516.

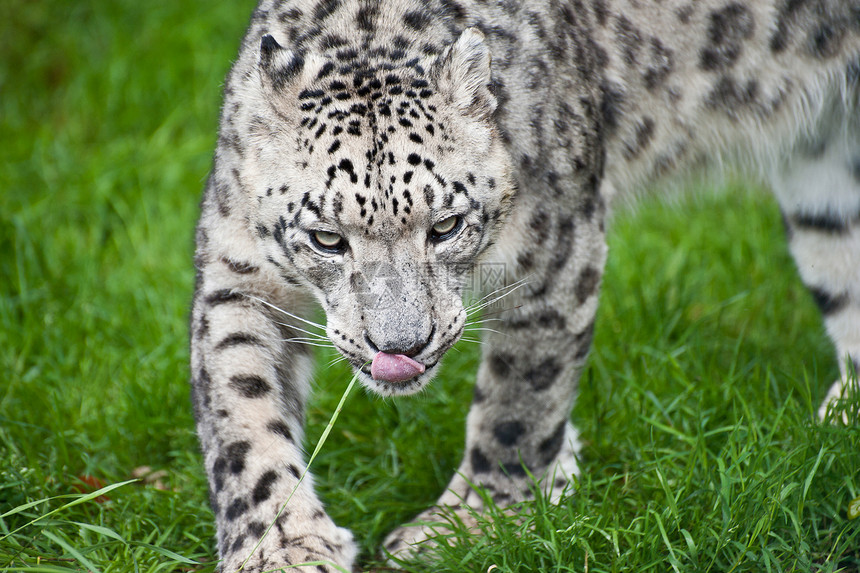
239;29;514;395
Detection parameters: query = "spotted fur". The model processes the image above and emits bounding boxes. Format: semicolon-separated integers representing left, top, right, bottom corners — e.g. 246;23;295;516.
193;1;860;569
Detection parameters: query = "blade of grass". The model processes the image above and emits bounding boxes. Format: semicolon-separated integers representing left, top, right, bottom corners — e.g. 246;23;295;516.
0;480;136;541
40;530;101;573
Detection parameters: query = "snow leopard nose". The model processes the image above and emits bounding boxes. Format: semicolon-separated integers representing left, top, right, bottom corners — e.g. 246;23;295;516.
364;324;435;358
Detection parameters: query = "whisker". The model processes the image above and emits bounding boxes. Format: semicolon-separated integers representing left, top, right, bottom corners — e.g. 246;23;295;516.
282;339;334;348
465;276;532;310
284;337;333;344
326;355;348;368
466;281;531;316
465;275;531;304
469;304;523;321
465;317;504;325
463;327;505;335
273;321;330;341
248;295;327;331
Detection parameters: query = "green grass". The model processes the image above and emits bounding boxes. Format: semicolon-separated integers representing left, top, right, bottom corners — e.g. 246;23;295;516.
1;1;857;571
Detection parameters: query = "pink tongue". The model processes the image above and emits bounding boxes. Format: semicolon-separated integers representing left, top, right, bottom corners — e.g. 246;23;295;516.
371;352;426;383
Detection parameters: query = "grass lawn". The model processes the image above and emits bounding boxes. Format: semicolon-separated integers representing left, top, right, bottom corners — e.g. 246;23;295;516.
1;1;858;571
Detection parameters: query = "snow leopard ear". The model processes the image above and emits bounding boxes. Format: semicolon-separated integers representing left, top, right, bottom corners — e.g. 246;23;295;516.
434;27;496;119
258;34;306;91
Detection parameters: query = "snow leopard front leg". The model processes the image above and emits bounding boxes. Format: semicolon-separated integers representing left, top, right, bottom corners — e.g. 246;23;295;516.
191;223;356;572
771;101;860;424
384;190;608;556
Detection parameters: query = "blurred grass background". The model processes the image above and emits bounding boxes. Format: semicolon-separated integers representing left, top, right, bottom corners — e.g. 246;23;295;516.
1;1;857;571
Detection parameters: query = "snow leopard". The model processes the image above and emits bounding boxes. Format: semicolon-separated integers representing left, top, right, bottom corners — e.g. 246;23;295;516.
190;0;860;570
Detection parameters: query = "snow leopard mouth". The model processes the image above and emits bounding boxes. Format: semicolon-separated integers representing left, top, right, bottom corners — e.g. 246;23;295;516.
333;322;462;396
356;361;440;396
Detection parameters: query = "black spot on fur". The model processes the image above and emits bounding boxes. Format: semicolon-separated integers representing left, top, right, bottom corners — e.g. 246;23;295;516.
267;420;294;442
593;0;609;26
289;464;302;479
550;216;575;270
216;332;263;350
808;21;846;59
676;5;694;24
422;184;435;206
575;266;601;303
494;421;526;446
230;534;247;552
489;351;561;390
489;352;513;379
280;7;303;21
299;89;326;100
503;309;567;330
574;322;595;360
539;421;566;464
809;286;848;315
706;76;759;118
624;117;656;159
247;521;267;537
212;456;227;491
339;158;358;183
699;4;754;71
319;34;347;50
356;4;378;31
770;0;806;53
472;384;485;403
525;358;562;391
792;211;850;234
205;289;244;306
221;257;259;274
314;0;341;21
643;37;674;90
471;448;492;473
439;0;468;21
229;375;272;398
252;470;280;505
599;82;625;134
225;497;249;521
403;10;430;30
615;15;643;66
501;461;528;477
226;441;252;474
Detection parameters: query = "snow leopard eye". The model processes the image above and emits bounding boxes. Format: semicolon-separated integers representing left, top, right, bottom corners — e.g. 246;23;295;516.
311;230;345;253
430;215;462;242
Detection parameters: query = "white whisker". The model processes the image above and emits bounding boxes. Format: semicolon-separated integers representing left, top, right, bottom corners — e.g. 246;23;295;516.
282;339;334;348
248;295;327;331
284;337;332;344
465;279;532;316
468;304;523;321
463;327;505;336
326;355;348;368
273;320;330;341
465;317;504;325
465;276;532;310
